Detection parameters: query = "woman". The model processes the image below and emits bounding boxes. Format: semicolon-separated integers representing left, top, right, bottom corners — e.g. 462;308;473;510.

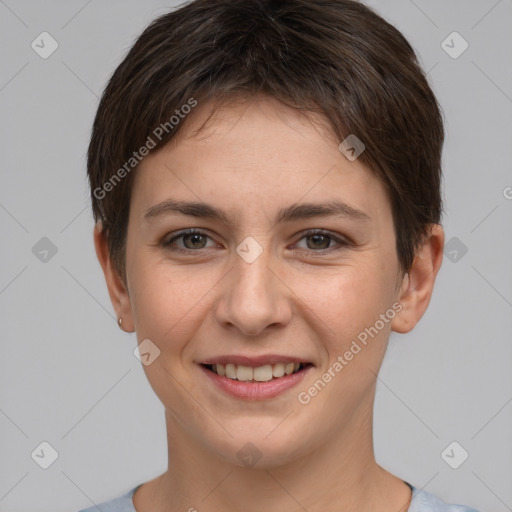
79;0;480;510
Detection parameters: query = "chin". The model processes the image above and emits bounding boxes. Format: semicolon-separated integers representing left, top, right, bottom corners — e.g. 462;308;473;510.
203;420;318;470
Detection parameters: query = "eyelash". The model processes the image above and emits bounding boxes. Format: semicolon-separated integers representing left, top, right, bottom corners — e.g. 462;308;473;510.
164;228;350;255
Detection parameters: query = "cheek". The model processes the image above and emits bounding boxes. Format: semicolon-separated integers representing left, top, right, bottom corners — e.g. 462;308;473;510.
295;262;395;341
294;266;397;412
126;253;218;346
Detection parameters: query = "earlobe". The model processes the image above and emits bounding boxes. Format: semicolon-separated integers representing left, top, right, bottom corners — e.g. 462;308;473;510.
93;223;135;332
391;224;445;334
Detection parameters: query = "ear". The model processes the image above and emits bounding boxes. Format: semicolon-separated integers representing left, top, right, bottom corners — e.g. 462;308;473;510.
93;223;135;332
391;224;445;334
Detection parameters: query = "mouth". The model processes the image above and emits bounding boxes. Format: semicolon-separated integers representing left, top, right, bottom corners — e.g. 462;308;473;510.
198;353;315;400
201;362;313;382
199;360;314;400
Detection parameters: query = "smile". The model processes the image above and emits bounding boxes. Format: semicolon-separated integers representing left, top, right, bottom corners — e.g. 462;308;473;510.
203;362;308;381
199;361;314;400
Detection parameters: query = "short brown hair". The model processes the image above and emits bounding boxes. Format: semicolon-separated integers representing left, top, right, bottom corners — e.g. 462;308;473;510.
87;0;444;278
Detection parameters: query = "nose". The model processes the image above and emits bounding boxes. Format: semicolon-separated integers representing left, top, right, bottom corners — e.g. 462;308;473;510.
214;244;293;337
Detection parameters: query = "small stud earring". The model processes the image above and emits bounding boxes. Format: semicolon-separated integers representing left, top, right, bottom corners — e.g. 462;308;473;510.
118;317;123;329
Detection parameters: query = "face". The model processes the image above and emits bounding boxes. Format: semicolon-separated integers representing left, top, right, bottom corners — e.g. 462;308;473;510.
102;96;420;468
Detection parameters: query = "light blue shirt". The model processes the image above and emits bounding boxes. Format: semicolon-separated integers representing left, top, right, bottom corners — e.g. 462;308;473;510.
76;481;481;511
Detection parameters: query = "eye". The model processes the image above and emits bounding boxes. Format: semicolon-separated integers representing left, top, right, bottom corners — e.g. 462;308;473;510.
293;229;349;252
164;229;217;252
163;228;350;255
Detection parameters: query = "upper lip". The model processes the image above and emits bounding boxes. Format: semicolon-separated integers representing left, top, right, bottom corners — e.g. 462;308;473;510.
200;354;313;366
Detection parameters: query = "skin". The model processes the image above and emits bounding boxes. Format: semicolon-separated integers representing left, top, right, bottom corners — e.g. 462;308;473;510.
95;95;444;512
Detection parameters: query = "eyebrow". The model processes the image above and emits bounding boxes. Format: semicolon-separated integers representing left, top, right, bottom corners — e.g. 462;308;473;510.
143;199;371;225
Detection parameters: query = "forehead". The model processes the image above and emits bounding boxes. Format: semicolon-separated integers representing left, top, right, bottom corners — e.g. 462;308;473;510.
132;96;390;225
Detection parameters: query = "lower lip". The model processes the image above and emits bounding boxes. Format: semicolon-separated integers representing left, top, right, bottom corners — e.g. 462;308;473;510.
200;364;312;400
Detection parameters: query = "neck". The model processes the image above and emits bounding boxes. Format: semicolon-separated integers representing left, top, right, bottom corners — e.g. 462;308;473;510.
134;391;412;512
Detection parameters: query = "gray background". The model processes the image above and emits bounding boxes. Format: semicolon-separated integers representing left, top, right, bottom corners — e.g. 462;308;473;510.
0;1;511;511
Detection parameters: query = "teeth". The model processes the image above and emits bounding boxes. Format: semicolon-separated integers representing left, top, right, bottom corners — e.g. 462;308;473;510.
285;362;295;375
236;365;253;381
225;363;237;379
211;362;304;381
253;365;273;382
272;362;285;377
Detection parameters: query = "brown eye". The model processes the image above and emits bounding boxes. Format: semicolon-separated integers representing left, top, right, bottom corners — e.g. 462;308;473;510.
294;229;349;253
182;233;207;249
306;234;332;250
165;229;216;253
